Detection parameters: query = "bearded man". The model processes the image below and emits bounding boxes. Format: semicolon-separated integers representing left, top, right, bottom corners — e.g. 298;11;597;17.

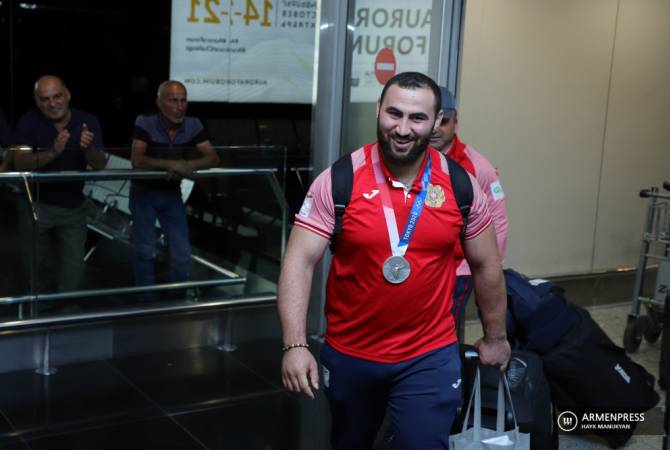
277;72;510;450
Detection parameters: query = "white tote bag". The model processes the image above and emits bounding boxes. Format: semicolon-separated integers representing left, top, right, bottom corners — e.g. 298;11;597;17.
449;365;530;450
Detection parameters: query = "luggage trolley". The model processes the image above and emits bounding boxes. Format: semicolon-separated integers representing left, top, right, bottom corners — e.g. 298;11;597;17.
623;182;670;353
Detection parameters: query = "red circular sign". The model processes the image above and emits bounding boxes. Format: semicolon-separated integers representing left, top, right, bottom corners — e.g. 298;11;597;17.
375;48;397;85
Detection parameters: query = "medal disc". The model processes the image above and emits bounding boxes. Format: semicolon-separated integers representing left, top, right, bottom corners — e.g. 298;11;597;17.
382;255;411;284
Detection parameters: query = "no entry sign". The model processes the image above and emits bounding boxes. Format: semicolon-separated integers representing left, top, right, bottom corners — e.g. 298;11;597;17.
374;48;396;85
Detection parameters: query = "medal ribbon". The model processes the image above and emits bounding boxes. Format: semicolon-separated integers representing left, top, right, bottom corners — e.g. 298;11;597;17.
371;145;432;257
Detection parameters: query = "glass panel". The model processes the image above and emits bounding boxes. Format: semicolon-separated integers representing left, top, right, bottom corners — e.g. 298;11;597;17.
0;145;288;318
2;0;314;257
0;159;35;320
342;0;444;153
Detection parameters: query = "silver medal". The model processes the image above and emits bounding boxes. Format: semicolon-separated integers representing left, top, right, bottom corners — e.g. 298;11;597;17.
382;255;411;284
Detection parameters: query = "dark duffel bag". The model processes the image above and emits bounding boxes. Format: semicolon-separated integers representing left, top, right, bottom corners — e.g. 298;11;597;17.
454;344;558;450
542;306;660;448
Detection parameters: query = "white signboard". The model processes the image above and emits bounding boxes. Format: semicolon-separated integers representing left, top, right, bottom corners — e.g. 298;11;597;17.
170;0;317;103
350;0;433;103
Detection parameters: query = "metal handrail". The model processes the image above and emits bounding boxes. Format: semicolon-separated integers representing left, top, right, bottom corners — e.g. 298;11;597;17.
640;187;670;201
0;294;277;332
0;278;245;306
0;167;275;182
0;167;290;247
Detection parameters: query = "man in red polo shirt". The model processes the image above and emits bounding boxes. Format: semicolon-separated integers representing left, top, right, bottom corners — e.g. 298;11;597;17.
278;72;509;450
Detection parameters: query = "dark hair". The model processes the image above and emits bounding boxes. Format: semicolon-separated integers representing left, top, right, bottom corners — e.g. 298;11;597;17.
378;72;441;116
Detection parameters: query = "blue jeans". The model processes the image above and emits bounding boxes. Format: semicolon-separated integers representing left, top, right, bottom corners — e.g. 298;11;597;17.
321;342;461;450
129;185;191;291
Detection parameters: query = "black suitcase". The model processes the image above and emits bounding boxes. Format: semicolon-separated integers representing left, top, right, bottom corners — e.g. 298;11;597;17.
542;306;660;448
455;344;558;450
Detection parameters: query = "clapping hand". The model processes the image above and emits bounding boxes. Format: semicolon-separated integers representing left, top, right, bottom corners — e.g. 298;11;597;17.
80;123;95;149
53;129;70;156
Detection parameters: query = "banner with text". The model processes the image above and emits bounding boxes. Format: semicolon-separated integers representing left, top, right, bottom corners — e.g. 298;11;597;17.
350;0;433;103
170;0;317;103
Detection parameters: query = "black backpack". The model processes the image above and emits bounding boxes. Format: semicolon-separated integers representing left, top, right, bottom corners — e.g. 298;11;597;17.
543;306;660;447
329;152;473;251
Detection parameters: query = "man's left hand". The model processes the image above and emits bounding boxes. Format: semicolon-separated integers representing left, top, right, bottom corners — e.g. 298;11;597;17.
474;336;511;372
168;160;194;178
80;123;95;149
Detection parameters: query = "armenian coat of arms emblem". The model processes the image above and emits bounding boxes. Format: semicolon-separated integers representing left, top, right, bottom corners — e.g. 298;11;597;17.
425;184;445;208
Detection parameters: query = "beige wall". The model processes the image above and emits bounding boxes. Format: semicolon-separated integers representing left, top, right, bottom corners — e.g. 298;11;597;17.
458;0;670;276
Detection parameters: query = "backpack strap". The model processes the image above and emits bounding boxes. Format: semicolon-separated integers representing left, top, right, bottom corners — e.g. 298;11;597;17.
330;153;353;252
446;155;473;240
329;153;472;252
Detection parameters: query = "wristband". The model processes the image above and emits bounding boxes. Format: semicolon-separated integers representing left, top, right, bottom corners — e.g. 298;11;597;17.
282;343;309;352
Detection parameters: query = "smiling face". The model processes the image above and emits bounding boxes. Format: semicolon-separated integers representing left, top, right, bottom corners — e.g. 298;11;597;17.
34;76;71;124
156;82;188;127
376;84;443;166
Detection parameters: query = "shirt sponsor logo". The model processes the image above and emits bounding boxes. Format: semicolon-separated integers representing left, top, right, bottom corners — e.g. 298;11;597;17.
425;184;445;208
363;189;380;200
614;363;631;384
490;180;505;201
298;195;314;218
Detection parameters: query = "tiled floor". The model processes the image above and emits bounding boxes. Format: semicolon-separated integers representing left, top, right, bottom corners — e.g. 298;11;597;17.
0;302;664;449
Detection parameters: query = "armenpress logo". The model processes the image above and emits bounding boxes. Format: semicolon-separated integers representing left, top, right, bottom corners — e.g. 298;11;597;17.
557;411;579;432
557;409;646;433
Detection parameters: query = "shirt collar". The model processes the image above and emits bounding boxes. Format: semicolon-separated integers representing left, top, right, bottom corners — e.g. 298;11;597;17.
158;113;185;137
375;143;432;192
39;108;75;131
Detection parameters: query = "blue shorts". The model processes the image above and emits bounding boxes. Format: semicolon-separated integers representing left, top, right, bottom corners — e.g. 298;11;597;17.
321;342;461;450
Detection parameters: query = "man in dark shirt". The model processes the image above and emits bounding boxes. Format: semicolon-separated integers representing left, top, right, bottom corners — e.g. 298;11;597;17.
13;75;106;293
130;80;219;295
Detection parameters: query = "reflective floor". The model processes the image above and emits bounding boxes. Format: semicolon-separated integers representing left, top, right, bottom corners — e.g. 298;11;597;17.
0;302;664;449
0;339;329;450
0;303;664;449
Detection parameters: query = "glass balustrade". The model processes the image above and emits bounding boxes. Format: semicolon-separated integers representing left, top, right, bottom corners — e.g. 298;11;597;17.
0;145;289;321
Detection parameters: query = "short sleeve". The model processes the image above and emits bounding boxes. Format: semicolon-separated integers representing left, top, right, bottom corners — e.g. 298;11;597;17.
191;118;209;145
463;172;492;240
132;116;150;142
13;115;35;148
294;166;335;239
465;146;509;257
88;116;104;148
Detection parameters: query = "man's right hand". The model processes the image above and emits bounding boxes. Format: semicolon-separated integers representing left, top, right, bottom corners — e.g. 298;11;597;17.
53;129;70;155
475;335;511;372
281;347;319;400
